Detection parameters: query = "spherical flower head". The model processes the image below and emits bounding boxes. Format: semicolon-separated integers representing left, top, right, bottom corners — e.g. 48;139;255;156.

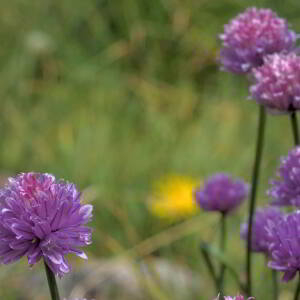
250;53;300;113
148;175;199;220
267;211;300;281
240;206;283;253
194;173;249;214
268;147;300;206
0;172;93;277
219;7;296;73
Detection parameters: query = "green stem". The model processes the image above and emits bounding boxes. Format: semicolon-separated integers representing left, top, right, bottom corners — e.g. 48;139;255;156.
218;212;227;295
291;111;300;145
44;261;60;300
200;243;219;293
246;105;266;296
200;242;247;294
272;270;278;300
294;272;300;300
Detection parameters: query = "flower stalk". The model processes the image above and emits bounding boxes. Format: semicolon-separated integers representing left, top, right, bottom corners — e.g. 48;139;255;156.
246;105;266;296
272;270;278;300
44;261;60;300
200;243;219;293
291;111;299;145
218;212;227;295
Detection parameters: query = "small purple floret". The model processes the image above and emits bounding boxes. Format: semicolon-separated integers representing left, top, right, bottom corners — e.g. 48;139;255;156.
194;173;248;214
0;172;93;277
224;296;253;300
215;295;254;300
250;53;300;113
240;206;283;254
267;211;300;281
219;7;297;74
64;299;92;300
268;147;300;206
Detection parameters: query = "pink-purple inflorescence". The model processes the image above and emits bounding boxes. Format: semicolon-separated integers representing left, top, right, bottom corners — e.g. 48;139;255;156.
267;211;300;281
215;295;254;300
0;172;93;277
224;296;254;300
194;173;248;214
250;53;300;113
219;7;296;74
64;298;93;300
268;147;300;206
240;206;283;254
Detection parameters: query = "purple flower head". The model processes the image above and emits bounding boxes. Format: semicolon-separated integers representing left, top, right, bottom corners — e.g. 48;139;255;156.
219;7;297;74
268;147;300;206
0;172;93;277
194;173;249;214
267;211;300;281
250;53;300;113
240;206;283;254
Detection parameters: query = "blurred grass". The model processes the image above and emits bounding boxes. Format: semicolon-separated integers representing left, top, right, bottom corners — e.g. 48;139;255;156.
1;0;300;299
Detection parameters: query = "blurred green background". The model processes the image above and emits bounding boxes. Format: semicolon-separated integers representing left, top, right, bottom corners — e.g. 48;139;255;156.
1;0;300;299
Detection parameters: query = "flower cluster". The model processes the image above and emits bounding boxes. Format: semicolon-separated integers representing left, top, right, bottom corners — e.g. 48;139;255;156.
268;147;300;206
219;7;296;73
0;172;93;277
240;206;283;254
216;4;300;293
263;148;300;281
194;173;248;214
268;211;300;281
250;53;300;113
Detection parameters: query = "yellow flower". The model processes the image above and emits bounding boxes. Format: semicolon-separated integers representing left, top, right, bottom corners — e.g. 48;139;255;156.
149;175;200;220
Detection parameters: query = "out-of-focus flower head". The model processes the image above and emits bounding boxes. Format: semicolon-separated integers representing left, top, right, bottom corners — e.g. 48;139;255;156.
148;175;199;220
0;172;93;277
250;53;300;113
268;147;300;206
215;294;254;300
219;7;297;74
240;206;283;254
194;173;249;214
268;211;300;281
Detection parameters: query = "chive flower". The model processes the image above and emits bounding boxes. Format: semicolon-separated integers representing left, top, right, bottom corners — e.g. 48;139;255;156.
250;53;300;113
224;296;254;300
268;147;300;206
215;295;254;300
267;211;300;281
240;206;283;254
0;172;93;277
219;7;296;73
64;298;92;300
194;173;249;214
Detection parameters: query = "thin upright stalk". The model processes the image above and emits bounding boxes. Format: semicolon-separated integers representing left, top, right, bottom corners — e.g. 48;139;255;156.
272;270;278;300
200;243;219;293
291;111;300;145
294;272;300;300
44;261;60;300
218;212;227;295
246;105;266;296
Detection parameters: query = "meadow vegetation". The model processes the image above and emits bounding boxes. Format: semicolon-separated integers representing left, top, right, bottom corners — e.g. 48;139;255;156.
1;0;300;299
